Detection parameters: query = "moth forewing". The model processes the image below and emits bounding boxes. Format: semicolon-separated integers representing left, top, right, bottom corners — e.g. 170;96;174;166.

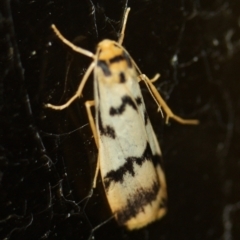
78;39;168;230
46;7;198;231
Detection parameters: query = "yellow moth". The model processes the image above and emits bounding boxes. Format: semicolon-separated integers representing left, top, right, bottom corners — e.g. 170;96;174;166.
46;8;198;230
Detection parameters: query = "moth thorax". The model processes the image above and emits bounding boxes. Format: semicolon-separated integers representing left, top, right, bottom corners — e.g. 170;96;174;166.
97;40;123;61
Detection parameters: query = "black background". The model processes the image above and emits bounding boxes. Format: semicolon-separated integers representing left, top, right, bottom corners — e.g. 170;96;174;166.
1;0;240;239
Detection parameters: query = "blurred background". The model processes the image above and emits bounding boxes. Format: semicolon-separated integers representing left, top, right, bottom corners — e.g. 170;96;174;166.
1;0;240;239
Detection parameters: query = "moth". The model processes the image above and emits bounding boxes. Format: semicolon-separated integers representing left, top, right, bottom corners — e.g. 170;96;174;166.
46;8;198;230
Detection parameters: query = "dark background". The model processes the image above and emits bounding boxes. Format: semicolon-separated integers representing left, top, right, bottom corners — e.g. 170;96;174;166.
1;0;240;239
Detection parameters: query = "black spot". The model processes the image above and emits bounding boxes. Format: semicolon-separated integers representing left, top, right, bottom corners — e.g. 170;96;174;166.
116;180;160;225
97;109;116;139
123;51;132;68
119;72;126;83
97;109;104;133
104;126;116;138
144;110;149;125
103;143;152;190
152;153;163;168
109;96;137;116
97;60;111;76
135;96;142;105
109;55;125;64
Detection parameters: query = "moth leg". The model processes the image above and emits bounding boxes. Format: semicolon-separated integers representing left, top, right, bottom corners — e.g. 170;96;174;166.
125;55;198;124
118;8;130;45
149;73;161;83
139;74;199;125
85;100;98;148
45;62;95;110
85;100;99;188
92;155;100;189
51;24;94;58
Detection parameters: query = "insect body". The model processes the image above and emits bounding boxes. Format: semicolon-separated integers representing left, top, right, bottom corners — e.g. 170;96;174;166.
46;8;198;230
94;39;167;229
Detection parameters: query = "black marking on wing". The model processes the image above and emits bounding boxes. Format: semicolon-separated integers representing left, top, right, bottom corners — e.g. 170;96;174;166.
109;96;137;116
144;110;149;125
123;51;132;68
109;55;125;64
119;72;126;83
152;153;163;168
117;180;160;225
98;109;116;139
97;60;111;76
135;96;142;105
103;143;152;190
108;52;132;69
